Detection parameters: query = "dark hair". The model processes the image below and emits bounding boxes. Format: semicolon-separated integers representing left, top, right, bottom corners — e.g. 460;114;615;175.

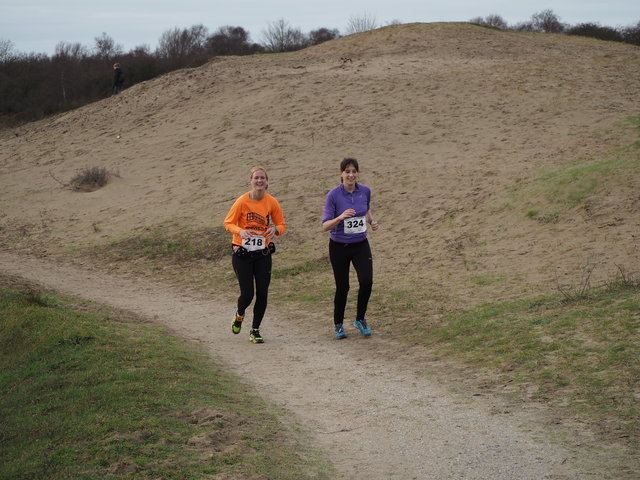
340;157;359;173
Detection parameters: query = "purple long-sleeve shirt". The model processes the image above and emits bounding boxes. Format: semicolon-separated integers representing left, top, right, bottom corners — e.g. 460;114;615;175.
322;183;371;243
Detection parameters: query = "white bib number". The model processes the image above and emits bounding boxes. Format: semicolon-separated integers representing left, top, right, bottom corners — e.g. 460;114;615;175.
243;235;266;251
343;216;366;234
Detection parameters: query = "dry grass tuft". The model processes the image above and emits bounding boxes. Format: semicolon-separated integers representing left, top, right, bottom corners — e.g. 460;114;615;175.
69;167;114;192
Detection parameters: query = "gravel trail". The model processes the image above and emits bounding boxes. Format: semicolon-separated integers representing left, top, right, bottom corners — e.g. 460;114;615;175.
1;252;587;479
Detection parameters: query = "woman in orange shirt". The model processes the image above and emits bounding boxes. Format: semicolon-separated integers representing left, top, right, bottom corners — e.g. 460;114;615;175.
223;166;286;343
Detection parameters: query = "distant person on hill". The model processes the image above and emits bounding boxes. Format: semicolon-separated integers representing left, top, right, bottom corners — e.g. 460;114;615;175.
112;63;125;94
223;166;286;344
322;157;379;339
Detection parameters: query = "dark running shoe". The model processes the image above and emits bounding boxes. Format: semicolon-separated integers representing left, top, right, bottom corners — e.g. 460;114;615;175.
249;328;264;344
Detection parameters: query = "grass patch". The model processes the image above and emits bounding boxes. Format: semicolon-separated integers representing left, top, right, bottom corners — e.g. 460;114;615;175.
96;225;229;264
272;257;330;279
413;283;640;444
468;272;510;286
0;286;333;480
537;143;638;206
271;271;334;304
509;115;640;219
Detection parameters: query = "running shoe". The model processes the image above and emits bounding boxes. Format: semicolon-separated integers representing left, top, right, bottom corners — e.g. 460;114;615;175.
231;312;243;334
354;319;371;336
249;328;264;344
334;323;347;339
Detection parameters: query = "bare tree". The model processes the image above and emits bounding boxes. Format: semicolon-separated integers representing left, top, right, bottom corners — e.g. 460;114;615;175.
531;9;565;33
53;41;89;60
52;42;88;105
470;14;508;29
512;21;535;32
308;27;340;45
0;38;15;62
262;19;309;52
130;44;152;56
206;26;263;55
94;32;123;59
621;20;640;45
345;12;378;34
156;24;209;59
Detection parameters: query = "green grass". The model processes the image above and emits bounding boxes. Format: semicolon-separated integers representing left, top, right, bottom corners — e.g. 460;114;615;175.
272;257;330;279
0;287;333;480
468;273;510;286
413;282;640;443
509;115;640;219
537;141;638;206
101;225;229;264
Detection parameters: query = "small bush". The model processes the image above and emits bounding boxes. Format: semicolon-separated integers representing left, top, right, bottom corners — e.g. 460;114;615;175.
104;226;229;263
69;166;112;192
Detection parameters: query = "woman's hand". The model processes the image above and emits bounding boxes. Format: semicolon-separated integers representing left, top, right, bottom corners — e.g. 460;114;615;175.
265;226;278;237
322;208;357;232
339;209;356;220
239;229;254;239
370;219;379;231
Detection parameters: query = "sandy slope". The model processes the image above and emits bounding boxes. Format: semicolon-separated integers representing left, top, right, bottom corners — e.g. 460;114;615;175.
1;22;640;478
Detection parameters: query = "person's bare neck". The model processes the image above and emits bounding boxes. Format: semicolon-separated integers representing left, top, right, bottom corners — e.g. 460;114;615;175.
250;190;265;201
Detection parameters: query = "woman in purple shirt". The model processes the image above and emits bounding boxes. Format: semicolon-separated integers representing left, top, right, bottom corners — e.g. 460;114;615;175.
322;158;379;339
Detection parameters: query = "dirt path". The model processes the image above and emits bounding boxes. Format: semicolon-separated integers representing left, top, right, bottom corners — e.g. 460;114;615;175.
1;252;590;479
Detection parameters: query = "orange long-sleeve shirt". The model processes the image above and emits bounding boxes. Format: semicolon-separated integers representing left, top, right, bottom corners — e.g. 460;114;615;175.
223;192;286;246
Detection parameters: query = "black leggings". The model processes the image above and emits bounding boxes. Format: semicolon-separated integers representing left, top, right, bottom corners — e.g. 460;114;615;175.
232;252;272;329
329;239;373;325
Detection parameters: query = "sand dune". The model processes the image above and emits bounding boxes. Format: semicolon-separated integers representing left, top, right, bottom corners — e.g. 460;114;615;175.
2;23;639;308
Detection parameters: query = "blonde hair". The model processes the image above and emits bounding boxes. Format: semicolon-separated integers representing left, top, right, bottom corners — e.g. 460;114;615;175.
249;166;268;182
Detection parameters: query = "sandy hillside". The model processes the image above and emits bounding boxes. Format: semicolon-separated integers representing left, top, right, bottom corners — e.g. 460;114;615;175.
2;22;640;479
1;22;639;309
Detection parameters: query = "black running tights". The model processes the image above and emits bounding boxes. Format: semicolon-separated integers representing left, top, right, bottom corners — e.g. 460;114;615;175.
232;253;272;329
329;239;373;325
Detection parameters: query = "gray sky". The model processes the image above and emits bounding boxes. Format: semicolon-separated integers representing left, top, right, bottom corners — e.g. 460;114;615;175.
2;0;639;56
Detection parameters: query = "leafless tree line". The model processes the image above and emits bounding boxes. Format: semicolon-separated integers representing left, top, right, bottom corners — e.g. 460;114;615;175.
470;9;640;43
0;18;345;127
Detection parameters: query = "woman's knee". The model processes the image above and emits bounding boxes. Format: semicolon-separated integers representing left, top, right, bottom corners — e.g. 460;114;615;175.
335;280;350;293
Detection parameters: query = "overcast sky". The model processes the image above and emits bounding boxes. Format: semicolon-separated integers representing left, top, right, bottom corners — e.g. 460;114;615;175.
2;0;639;56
